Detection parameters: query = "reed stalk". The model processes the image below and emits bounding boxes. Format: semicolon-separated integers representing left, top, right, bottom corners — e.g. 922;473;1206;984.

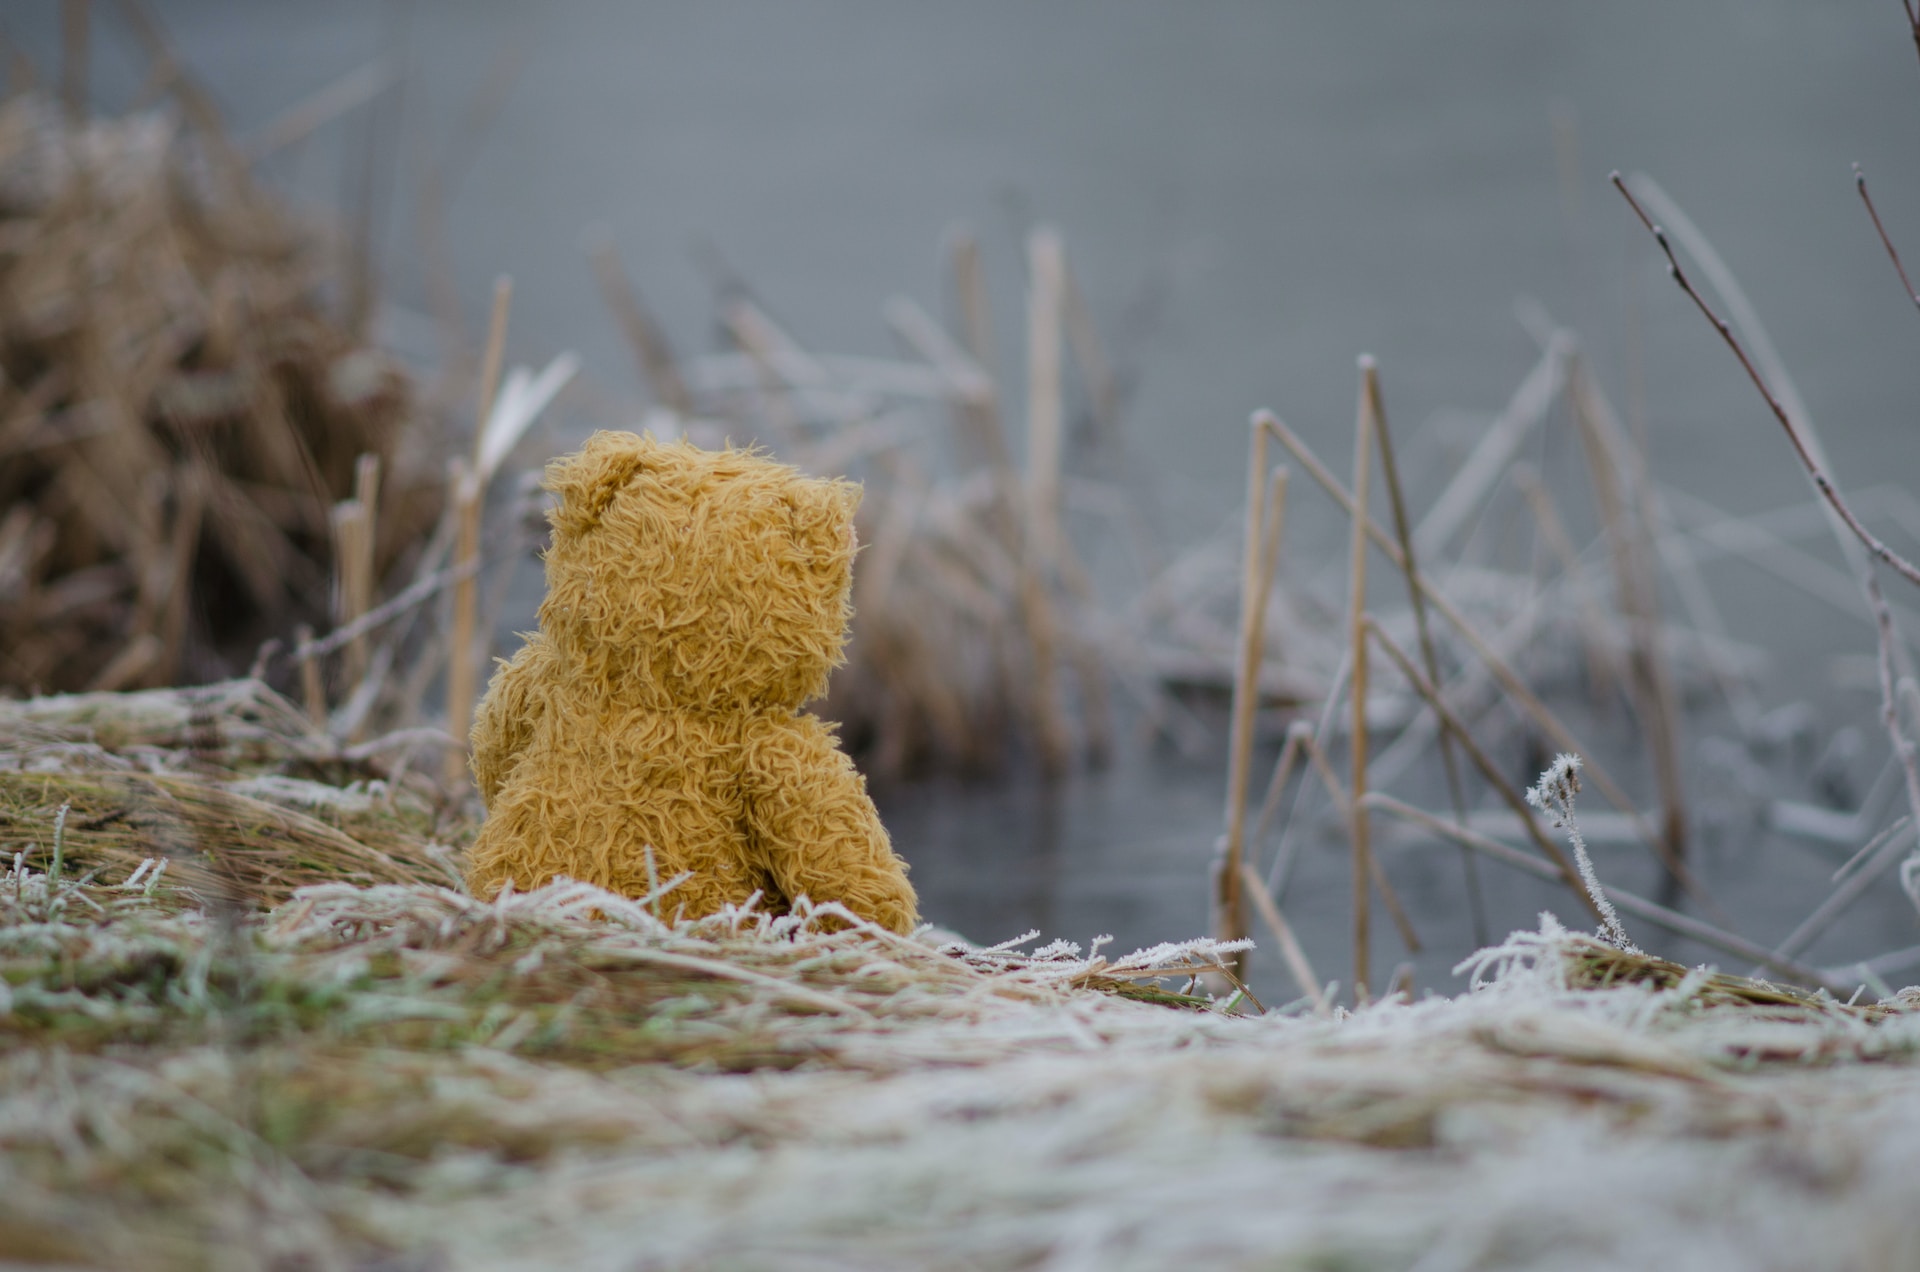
443;277;512;789
1568;356;1691;903
61;0;87;120
1364;616;1604;924
1239;862;1328;1015
1216;413;1285;963
1260;412;1714;909
590;239;693;416
293;623;324;727
1347;358;1376;1001
1019;227;1073;775
1366;359;1487;945
1292;727;1421;953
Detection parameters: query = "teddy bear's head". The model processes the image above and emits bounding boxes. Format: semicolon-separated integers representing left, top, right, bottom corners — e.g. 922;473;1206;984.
537;431;861;711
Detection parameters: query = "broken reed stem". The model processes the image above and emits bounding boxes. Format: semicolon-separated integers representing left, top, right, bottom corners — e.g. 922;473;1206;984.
1365;360;1487;947
590;239;694;416
1363;792;1846;993
61;0;88;121
1872;573;1920;893
1511;460;1619;700
1026;226;1066;574
292;558;477;665
348;454;381;703
1264;651;1354;902
1250;721;1310;863
472;276;514;470
442;462;483;788
1854;165;1920;316
1568;356;1692;905
1260;412;1712;909
1293;728;1421;954
1775;782;1917;961
945;227;1077;775
1348;359;1376;1002
1060;259;1121;441
294;623;324;728
1364;614;1606;925
1020;228;1074;776
1216;415;1286;961
947;229;1015;473
328;500;370;692
1612;173;1920;591
444;276;513;790
1239;862;1329;1016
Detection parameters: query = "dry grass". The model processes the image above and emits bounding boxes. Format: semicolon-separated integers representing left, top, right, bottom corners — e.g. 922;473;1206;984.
5;833;1920;1269
2;681;1919;1268
0;93;444;697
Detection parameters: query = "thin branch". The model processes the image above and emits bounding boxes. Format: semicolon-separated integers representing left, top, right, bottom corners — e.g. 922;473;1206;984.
1616;167;1920;936
1611;172;1920;591
1854;164;1920;317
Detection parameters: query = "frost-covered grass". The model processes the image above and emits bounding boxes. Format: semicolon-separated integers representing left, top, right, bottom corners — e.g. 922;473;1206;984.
6;854;1920;1271
7;683;1920;1269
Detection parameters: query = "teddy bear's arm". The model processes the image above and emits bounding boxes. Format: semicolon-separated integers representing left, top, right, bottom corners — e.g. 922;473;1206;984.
743;715;918;934
469;637;553;808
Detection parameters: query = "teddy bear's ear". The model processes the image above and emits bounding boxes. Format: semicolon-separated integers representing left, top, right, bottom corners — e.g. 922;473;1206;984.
833;478;863;523
545;434;649;538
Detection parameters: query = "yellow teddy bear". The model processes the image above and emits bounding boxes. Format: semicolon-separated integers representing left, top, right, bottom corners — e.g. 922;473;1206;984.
464;430;917;932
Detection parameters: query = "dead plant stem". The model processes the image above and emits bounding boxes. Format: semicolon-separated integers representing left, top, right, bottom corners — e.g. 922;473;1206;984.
1364;616;1606;925
1366;361;1487;945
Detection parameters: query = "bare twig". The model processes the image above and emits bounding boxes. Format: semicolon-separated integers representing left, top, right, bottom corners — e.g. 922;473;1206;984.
1612;173;1920;591
1615;170;1920;921
1854;164;1920;316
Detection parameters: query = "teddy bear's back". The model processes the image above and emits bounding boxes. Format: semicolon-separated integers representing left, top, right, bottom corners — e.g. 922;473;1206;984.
465;684;780;916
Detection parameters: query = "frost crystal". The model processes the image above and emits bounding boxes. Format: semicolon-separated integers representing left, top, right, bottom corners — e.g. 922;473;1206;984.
1527;752;1638;953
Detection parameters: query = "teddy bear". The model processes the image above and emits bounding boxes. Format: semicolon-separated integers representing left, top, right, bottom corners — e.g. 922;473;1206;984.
464;430;918;933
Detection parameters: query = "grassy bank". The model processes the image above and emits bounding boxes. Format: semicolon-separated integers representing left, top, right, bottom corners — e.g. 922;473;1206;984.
4;682;1919;1269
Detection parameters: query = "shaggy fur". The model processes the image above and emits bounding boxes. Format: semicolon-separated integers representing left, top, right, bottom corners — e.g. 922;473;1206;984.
465;431;917;932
